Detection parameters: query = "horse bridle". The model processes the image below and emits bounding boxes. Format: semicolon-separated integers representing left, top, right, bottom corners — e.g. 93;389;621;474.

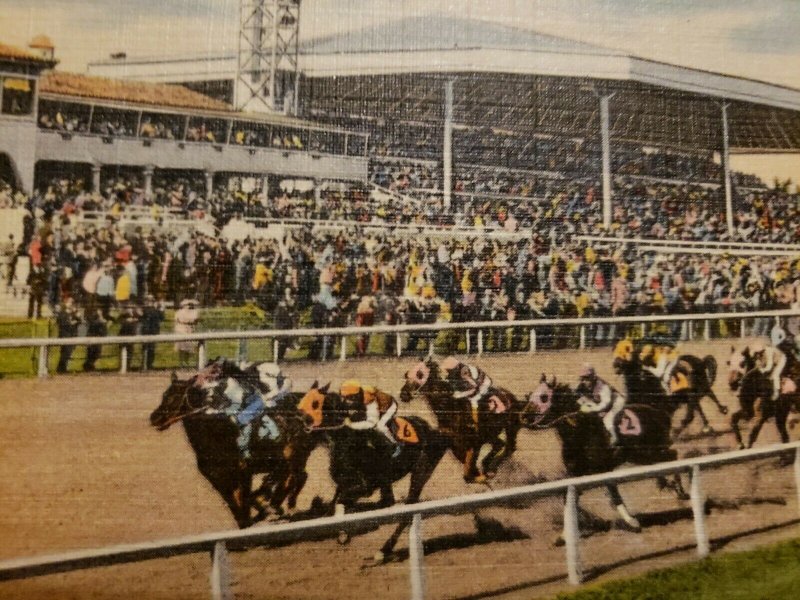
160;384;209;429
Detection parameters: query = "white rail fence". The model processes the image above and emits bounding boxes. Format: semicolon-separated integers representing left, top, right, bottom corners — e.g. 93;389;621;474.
0;308;796;378
577;234;800;254
0;442;798;599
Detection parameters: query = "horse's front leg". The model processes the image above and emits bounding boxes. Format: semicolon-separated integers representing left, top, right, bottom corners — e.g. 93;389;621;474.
747;399;768;449
607;484;641;531
463;446;485;483
730;409;746;449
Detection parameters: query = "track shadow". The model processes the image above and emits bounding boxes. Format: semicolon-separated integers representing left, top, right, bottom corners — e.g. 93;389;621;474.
710;518;800;552
380;515;529;565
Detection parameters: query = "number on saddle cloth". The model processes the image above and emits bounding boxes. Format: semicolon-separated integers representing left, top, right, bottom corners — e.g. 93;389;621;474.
615;408;643;437
669;371;690;393
391;417;420;444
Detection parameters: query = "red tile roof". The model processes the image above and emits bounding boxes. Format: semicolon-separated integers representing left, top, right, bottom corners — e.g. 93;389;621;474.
0;42;54;64
40;71;231;112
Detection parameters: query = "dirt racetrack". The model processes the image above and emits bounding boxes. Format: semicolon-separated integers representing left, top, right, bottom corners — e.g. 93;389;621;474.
1;338;799;599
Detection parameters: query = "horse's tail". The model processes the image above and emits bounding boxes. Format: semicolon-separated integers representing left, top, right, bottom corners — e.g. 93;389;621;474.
703;355;717;388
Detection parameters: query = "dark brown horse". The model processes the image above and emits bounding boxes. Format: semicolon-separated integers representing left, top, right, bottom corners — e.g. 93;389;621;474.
399;358;523;483
297;382;450;564
727;346;797;449
613;339;727;436
150;373;316;528
520;375;687;531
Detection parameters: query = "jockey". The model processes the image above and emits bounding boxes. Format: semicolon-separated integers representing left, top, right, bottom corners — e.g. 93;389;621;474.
771;324;800;362
440;356;493;424
575;365;626;446
197;359;285;460
640;343;684;394
751;341;786;401
340;380;401;458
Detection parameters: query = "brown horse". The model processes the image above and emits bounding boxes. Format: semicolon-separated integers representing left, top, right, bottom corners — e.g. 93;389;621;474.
150;372;316;528
613;339;727;435
727;346;797;449
520;375;688;532
297;382;450;564
399;358;523;482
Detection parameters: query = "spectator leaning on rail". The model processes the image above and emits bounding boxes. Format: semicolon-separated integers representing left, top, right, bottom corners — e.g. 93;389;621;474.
174;298;200;368
55;297;81;374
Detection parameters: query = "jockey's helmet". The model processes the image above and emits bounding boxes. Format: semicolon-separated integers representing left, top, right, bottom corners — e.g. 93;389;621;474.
579;364;596;381
340;380;362;397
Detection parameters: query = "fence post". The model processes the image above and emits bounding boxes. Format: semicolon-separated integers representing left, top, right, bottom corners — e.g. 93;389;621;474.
197;341;207;370
396;333;402;358
690;465;710;558
238;338;248;364
210;541;232;600
466;329;471;354
120;347;128;374
408;513;426;600
703;320;711;342
689;320;695;341
339;336;347;362
579;325;586;350
273;339;280;363
37;345;49;379
794;447;800;519
740;318;747;339
564;485;582;585
529;328;536;354
640;322;646;338
477;329;484;356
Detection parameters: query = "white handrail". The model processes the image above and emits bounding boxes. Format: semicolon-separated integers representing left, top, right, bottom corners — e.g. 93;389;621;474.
0;308;793;350
0;441;797;599
577;234;800;253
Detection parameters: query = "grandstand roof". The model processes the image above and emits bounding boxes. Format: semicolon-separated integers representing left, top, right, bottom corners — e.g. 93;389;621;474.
40;72;232;112
301;15;626;58
300;15;800;152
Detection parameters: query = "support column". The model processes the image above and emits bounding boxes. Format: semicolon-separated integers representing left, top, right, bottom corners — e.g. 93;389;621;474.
91;164;101;193
261;174;270;206
204;170;214;200
143;166;154;200
600;94;614;229
721;102;734;235
443;79;454;212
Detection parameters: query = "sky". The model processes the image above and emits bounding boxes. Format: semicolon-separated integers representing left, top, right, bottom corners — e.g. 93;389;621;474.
1;0;800;88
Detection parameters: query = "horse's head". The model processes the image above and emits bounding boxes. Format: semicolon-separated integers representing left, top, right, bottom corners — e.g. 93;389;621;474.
521;374;574;428
400;358;439;403
612;339;636;374
297;381;352;430
150;372;203;431
727;345;754;391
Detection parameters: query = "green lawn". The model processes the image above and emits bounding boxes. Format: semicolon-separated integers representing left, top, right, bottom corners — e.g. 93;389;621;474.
555;538;800;600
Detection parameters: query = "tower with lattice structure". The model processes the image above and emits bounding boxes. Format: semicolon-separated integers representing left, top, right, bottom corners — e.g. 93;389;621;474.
236;0;301;114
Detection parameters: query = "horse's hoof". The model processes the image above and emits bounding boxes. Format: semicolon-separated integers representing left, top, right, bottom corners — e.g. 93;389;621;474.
553;535;565;547
720;407;729;415
701;426;714;435
337;531;350;545
737;443;746;450
362;551;387;568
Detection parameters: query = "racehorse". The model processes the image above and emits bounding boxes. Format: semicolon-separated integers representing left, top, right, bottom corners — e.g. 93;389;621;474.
613;339;727;435
150;372;315;528
297;382;450;564
399;358;524;483
520;375;687;531
728;346;796;449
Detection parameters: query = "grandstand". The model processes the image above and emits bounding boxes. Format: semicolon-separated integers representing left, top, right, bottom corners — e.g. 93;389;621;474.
88;15;800;235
